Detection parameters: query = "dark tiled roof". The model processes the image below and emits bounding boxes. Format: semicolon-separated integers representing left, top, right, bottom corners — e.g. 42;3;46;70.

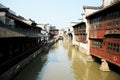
72;21;85;28
0;8;9;12
86;1;120;18
83;6;102;10
0;22;42;38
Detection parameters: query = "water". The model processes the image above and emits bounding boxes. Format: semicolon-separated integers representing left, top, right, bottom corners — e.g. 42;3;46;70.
12;40;120;80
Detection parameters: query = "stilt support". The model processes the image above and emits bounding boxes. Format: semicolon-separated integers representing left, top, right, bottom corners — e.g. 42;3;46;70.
86;55;94;61
99;59;110;71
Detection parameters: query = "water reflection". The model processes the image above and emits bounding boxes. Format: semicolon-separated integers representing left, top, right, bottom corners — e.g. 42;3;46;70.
12;40;120;80
38;40;75;80
65;39;120;80
12;52;48;80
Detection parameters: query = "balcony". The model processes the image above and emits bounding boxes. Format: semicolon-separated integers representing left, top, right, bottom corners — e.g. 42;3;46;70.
105;30;120;35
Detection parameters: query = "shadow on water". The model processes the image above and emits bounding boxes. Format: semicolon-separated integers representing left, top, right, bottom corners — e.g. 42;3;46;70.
11;41;59;80
11;52;48;80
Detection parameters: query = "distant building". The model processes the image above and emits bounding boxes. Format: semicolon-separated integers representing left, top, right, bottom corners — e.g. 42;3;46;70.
72;13;88;54
49;26;59;36
59;29;64;37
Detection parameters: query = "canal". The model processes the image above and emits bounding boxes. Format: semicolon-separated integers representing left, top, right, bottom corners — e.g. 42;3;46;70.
12;39;120;80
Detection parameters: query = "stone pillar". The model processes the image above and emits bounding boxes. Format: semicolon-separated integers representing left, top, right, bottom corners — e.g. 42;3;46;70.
99;59;110;71
86;55;94;61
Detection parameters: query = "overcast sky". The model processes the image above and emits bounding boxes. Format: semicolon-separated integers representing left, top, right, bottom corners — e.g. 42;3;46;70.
1;0;102;29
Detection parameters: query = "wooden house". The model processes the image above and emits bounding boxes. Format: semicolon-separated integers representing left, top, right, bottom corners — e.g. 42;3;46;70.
86;1;120;67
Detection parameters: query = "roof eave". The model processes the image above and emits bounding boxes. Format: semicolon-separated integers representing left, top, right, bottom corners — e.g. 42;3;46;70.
86;1;120;19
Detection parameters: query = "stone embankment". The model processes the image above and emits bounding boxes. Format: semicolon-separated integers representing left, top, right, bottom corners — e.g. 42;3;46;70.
0;38;58;80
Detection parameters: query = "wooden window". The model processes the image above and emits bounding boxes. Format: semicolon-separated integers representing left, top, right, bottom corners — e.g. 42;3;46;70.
118;21;120;26
90;16;102;29
106;14;109;20
107;42;120;53
107;22;109;27
111;22;113;27
92;40;102;48
116;11;120;18
116;43;120;52
109;22;112;26
115;21;119;26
